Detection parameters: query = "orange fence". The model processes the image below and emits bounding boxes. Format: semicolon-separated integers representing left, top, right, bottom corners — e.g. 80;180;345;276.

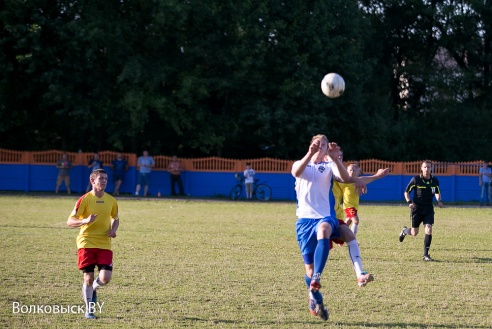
0;148;486;175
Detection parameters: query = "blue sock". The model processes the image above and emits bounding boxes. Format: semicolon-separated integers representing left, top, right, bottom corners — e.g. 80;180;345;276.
305;275;311;288
313;238;330;276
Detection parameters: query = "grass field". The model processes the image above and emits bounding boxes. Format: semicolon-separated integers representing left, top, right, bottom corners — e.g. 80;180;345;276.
0;195;491;329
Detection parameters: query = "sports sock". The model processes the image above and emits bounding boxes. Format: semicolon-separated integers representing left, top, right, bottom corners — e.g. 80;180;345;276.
424;234;432;256
304;275;311;288
313;239;330;276
347;240;363;276
82;284;94;313
403;227;412;236
351;223;358;235
92;276;105;290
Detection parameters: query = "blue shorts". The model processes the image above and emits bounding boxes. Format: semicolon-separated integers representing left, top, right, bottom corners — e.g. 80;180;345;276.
296;216;340;262
137;173;151;185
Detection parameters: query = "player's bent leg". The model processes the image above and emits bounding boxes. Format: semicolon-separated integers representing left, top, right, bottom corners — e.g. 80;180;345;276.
98;268;113;285
338;223;355;243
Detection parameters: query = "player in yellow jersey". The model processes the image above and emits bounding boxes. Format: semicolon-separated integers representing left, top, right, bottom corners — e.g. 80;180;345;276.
344;163;389;234
333;159;389;237
329;154;389;288
67;169;120;319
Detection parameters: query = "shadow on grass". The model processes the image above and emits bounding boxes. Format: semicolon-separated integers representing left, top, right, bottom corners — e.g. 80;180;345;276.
180;317;492;328
334;321;491;328
0;224;66;229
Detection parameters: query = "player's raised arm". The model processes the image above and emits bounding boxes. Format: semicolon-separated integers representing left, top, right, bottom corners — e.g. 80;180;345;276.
292;139;320;177
359;168;390;185
326;143;352;183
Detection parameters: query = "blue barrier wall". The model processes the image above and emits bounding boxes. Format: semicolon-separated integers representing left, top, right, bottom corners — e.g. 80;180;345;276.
0;164;481;202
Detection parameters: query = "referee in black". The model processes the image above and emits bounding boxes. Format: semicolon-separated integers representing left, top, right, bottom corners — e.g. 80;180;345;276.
399;160;444;261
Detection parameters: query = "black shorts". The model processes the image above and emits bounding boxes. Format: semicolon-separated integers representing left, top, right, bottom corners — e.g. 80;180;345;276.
113;174;124;182
411;205;434;228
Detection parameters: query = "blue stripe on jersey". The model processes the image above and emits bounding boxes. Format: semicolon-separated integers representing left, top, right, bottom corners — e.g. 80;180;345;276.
328;175;336;218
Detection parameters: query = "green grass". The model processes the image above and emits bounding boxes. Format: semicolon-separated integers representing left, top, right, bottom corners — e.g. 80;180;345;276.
1;195;491;328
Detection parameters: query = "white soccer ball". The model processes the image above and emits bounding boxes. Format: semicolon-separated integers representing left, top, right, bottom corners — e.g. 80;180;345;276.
321;73;345;98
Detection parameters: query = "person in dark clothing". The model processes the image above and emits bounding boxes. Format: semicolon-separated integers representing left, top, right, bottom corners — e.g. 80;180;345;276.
399;160;444;261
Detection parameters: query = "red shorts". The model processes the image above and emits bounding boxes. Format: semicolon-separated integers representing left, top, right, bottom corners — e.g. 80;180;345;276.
78;248;113;270
344;207;358;219
331;219;348;249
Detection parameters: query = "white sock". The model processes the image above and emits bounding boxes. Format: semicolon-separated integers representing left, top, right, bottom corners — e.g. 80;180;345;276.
347;240;363;277
351;223;358;235
82;284;94;313
92;276;105;290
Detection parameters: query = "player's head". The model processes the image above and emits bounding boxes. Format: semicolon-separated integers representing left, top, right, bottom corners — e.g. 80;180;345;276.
90;169;107;181
347;163;357;177
421;160;432;176
90;169;108;190
310;134;328;146
310;135;329;157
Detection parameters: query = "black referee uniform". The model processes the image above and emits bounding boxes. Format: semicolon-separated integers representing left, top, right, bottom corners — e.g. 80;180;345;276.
400;173;443;261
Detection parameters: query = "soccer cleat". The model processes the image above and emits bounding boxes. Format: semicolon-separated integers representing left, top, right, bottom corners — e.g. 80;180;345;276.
310;273;321;291
423;255;434;261
84;312;97;319
91;289;97;304
399;226;407;242
317;304;329;321
308;292;317;316
309;290;329;321
357;272;375;287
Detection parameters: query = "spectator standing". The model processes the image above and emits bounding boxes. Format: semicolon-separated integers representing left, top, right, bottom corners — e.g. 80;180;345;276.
86;153;103;193
55;153;72;194
167;155;185;196
244;163;255;199
478;160;492;206
111;152;128;196
135;150;154;197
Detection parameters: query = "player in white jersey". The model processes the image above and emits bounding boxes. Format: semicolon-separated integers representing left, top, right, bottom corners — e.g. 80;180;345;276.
292;134;365;321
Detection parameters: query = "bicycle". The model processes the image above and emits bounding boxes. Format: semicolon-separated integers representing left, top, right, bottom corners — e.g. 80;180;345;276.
229;173;272;201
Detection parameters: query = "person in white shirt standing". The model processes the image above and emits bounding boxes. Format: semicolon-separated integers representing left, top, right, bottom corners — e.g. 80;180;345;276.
243;163;255;199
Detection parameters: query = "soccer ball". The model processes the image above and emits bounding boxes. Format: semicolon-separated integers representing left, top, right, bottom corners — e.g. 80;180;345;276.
321;73;345;98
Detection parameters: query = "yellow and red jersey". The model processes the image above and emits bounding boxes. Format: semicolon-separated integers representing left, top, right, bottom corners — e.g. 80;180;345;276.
69;192;119;250
333;181;360;220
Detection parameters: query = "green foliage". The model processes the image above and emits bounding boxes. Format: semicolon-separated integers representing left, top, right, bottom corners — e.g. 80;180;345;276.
0;0;491;160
